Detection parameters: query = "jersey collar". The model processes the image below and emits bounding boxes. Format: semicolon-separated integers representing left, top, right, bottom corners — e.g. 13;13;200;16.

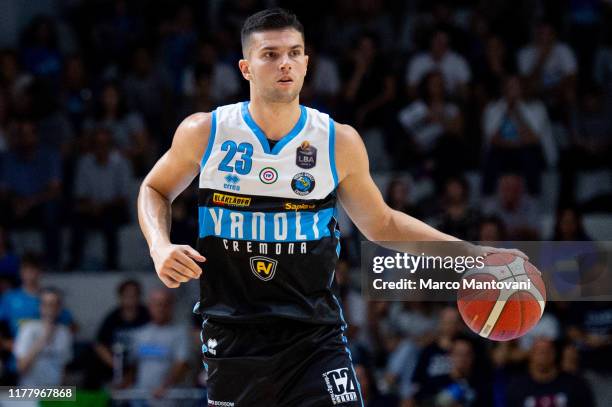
241;101;307;155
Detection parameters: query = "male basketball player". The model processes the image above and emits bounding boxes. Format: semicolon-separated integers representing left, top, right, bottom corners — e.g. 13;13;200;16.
138;8;524;406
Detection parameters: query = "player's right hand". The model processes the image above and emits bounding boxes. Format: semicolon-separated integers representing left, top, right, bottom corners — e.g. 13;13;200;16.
150;244;206;288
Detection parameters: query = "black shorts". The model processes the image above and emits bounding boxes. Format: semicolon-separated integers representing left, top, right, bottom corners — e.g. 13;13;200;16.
200;319;364;407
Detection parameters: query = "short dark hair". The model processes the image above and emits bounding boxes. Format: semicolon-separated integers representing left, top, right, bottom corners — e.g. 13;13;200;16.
21;252;42;270
117;279;142;296
241;8;304;56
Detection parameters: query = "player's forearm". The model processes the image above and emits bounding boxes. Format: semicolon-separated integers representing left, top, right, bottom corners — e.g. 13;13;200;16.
380;208;460;242
137;183;172;250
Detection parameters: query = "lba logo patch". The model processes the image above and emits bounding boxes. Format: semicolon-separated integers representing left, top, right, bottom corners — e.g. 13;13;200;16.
259;167;278;184
296;141;317;169
249;256;278;281
322;368;358;405
291;172;315;196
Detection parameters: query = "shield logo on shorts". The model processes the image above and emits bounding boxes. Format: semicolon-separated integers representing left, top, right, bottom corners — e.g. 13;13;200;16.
249;256;278;281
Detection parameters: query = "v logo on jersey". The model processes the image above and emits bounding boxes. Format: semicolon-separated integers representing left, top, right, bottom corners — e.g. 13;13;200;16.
249;256;278;281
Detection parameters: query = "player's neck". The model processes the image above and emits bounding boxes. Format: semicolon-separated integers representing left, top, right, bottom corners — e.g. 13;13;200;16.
248;97;301;141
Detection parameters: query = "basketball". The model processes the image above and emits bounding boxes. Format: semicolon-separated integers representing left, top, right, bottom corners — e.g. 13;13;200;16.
457;253;546;341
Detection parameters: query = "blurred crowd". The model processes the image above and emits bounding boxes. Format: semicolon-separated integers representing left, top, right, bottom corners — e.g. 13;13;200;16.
0;0;611;405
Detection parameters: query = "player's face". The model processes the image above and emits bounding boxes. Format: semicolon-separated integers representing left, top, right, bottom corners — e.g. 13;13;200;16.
240;29;308;103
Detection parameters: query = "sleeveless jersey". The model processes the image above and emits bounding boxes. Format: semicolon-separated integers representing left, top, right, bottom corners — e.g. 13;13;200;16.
193;101;344;325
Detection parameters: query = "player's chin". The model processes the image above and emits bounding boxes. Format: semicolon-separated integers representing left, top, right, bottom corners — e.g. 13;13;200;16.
268;88;300;103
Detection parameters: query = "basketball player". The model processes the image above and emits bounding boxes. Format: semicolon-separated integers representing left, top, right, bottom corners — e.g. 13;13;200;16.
138;8;524;406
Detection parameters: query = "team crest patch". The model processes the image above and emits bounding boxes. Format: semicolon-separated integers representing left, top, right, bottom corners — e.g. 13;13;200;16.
249;256;278;281
322;368;358;405
291;172;315;196
296;140;317;169
259;167;278;184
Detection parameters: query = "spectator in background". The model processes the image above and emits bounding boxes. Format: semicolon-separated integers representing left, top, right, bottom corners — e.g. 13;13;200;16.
84;82;150;176
20;16;63;82
518;21;577;109
484;174;540;239
477;215;507;242
67;127;131;270
334;258;366;345
397;71;466;176
0;253;74;337
355;362;399;407
403;306;463;406
473;35;516;107
181;40;241;107
385;178;420;218
300;44;341;112
384;302;437;401
437;176;480;241
0;227;19;290
559;86;612;202
341;32;396;129
60;54;92;134
552;207;591;241
406;29;471;100
13;287;72;386
88;279;149;387
506;338;594;407
482;75;555;195
123;289;190;401
0;90;10;152
158;4;198;92
123;46;169;142
185;63;216;119
413;336;493;407
0;118;62;266
0;49;32;98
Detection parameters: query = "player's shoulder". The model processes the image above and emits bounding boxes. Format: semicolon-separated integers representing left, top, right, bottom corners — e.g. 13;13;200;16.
179;111;213;132
333;121;364;153
331;121;368;180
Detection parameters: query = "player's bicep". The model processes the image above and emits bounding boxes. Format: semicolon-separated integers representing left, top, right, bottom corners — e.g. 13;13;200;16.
335;124;390;240
142;112;211;202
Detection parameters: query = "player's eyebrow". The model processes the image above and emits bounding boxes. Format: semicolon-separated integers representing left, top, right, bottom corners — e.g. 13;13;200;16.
259;44;304;51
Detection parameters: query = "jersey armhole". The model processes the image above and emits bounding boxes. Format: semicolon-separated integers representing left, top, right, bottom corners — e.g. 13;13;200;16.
328;117;339;188
200;109;217;169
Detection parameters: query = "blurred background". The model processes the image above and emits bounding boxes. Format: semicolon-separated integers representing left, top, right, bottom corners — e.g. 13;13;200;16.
0;0;611;405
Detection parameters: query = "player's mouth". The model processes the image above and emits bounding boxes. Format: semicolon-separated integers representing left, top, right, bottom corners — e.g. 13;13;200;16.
277;77;294;85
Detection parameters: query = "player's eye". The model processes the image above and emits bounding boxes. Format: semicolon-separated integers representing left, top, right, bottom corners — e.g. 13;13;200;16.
290;50;302;57
263;52;276;58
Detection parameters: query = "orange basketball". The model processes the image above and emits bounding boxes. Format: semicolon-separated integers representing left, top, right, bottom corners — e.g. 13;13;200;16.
457;253;546;341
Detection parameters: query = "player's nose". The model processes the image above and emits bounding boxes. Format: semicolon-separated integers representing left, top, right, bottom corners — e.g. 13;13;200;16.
279;55;292;70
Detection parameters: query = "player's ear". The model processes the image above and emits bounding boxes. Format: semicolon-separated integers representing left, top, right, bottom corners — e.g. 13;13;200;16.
238;59;251;81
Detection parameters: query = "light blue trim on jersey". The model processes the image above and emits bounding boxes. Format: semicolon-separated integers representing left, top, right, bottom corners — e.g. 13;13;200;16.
200;110;217;168
241;101;307;155
332;294;365;406
198;206;334;242
329;118;338;188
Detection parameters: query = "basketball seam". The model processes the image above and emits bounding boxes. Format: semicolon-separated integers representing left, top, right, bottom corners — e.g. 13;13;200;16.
488;263;520;340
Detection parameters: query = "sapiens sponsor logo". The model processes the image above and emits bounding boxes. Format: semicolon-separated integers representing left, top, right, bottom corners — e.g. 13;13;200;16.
284;202;316;211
